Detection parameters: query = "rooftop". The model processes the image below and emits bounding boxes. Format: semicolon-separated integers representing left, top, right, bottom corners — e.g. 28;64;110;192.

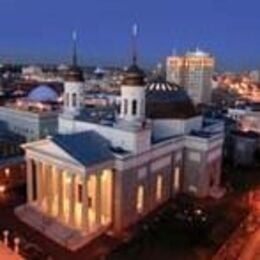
51;131;114;167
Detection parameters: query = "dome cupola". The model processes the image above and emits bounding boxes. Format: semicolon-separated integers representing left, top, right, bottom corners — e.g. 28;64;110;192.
146;73;198;119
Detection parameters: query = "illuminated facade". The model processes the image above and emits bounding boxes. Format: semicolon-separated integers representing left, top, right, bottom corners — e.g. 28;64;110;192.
166;49;215;104
16;38;224;251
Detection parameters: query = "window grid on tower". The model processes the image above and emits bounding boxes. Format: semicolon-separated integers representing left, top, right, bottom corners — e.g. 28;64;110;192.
132;100;137;115
72;93;77;107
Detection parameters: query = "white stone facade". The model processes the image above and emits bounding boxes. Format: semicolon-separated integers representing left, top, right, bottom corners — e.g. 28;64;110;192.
16;59;224;250
63;81;84;117
0;106;58;141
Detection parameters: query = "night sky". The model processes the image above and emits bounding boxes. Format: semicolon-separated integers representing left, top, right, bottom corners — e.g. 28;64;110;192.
0;0;259;70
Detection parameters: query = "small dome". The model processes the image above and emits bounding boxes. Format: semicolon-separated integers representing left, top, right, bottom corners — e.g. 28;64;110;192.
27;85;59;102
146;76;197;119
122;64;145;86
94;67;105;75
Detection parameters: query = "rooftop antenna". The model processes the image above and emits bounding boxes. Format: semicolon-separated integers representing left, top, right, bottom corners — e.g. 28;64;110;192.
72;30;78;67
132;23;138;65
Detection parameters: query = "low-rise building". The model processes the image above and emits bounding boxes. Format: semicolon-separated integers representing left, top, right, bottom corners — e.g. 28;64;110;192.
0;85;60;141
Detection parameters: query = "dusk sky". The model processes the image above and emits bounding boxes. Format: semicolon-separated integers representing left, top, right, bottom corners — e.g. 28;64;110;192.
0;0;259;70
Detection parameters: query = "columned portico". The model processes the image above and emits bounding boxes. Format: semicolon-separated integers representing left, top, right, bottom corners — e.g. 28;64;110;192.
25;156;113;230
18;135;114;251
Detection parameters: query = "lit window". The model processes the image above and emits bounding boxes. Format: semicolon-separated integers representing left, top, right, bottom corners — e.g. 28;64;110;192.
173;167;180;192
4;168;10;178
136;185;144;214
156;174;163;201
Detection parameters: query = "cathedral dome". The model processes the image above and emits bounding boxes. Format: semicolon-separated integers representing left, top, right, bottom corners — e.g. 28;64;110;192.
27;85;59;102
122;64;145;86
146;76;198;119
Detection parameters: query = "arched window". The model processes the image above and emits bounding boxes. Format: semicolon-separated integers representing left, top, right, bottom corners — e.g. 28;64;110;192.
72;93;77;107
124;99;128;115
132;100;137;115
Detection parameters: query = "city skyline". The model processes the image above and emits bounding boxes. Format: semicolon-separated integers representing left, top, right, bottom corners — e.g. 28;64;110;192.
0;0;259;70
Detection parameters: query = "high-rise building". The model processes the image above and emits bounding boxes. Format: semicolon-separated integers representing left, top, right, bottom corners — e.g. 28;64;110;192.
166;48;215;104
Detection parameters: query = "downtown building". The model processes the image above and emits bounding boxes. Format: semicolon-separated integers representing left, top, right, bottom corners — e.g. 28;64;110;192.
166;48;215;105
16;42;224;251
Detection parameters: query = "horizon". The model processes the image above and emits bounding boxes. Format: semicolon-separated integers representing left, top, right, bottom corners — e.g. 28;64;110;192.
0;0;259;71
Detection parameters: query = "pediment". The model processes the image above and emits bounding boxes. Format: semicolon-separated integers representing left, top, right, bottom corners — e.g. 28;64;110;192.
27;140;84;167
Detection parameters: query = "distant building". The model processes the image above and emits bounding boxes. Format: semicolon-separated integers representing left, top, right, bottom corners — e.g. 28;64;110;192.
228;130;259;166
166;48;215;105
22;65;63;83
0;127;26;191
0;84;60;141
249;70;260;83
228;104;260;134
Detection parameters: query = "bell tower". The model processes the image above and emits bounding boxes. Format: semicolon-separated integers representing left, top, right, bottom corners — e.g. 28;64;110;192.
63;31;84;117
120;24;146;124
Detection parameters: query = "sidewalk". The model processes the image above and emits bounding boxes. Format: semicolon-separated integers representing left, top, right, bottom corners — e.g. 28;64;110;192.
0;242;24;260
212;214;260;260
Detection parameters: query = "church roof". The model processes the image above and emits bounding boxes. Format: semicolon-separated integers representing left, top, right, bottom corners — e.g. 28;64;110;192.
146;76;198;119
51;131;114;167
63;65;84;82
122;63;145;86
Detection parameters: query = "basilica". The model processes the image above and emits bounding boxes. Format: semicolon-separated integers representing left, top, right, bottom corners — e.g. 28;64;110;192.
16;38;224;250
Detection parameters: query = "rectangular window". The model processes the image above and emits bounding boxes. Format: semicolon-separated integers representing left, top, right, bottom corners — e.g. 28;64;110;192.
174;167;180;192
72;93;77;107
156;174;163;201
136;185;144;214
132;100;137;115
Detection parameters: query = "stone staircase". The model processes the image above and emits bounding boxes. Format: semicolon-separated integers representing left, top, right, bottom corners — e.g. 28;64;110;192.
15;205;109;251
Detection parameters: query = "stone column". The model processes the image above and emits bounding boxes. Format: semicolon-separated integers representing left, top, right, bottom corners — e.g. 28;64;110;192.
36;161;43;207
81;175;89;232
95;173;102;226
57;169;65;221
46;165;53;215
26;159;33;203
69;174;76;227
41;162;46;211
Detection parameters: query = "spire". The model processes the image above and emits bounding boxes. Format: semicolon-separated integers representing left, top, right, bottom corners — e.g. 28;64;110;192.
172;48;177;56
131;24;138;65
72;30;78;67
